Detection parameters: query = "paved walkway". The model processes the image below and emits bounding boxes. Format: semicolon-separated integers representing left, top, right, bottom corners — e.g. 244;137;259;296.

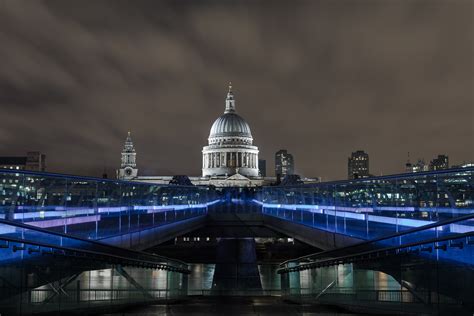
101;296;357;316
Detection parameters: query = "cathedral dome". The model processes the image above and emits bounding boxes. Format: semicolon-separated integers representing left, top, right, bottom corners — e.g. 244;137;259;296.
209;113;252;138
202;83;259;178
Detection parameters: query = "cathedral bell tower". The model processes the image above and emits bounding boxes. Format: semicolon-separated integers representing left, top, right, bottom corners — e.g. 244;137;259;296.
117;131;138;180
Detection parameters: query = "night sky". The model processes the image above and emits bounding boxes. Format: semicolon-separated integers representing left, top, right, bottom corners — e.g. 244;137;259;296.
0;0;472;180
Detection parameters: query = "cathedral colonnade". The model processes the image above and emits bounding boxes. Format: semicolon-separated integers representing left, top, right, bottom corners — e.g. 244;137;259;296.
202;149;259;170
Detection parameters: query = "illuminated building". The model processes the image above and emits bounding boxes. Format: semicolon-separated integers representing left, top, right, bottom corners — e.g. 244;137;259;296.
429;154;449;171
117;132;138;180
348;150;369;179
275;150;294;179
202;83;259;178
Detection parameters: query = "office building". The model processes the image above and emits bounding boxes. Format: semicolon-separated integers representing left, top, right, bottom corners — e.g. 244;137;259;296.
258;159;266;177
0;151;46;171
348;150;369;179
429;154;449;171
275;150;294;178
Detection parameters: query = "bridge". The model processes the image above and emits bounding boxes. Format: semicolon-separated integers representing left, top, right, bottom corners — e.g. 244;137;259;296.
0;167;472;315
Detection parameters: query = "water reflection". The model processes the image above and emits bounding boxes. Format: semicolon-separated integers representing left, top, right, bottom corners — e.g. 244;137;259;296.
31;263;401;302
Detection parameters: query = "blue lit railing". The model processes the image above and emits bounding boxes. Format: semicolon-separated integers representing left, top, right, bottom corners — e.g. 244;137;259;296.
0;169;220;240
0;220;190;315
278;213;474;271
0;219;190;272
256;168;474;241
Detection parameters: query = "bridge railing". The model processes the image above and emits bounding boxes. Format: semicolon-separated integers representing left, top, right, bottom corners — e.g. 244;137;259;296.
279;213;474;273
0;241;189;315
0;218;191;315
0;219;189;271
278;231;474;314
0;169;220;240
256;168;474;241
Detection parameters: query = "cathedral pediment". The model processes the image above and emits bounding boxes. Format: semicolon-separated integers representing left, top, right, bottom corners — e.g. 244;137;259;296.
225;173;250;181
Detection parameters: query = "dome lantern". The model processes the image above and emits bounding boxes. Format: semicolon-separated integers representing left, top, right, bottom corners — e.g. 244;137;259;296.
225;82;236;113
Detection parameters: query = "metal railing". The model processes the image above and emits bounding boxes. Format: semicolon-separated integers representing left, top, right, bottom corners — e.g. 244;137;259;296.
279;232;474;274
257;167;474;241
0;169;219;241
0;219;190;273
279;213;474;271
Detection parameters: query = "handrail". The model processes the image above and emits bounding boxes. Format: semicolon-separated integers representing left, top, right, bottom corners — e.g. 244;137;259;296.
0;235;190;274
94;212;208;242
260;166;474;189
0;219;188;267
278;231;474;274
0;167;200;188
279;212;474;267
1;166;471;188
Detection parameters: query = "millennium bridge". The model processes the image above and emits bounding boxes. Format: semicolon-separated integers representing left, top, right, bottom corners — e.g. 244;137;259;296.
0;167;472;315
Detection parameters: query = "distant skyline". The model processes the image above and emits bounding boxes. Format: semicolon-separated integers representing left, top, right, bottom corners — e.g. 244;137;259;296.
0;1;472;180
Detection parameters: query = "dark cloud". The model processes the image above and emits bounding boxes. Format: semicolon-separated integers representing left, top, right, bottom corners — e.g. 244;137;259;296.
0;0;472;180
